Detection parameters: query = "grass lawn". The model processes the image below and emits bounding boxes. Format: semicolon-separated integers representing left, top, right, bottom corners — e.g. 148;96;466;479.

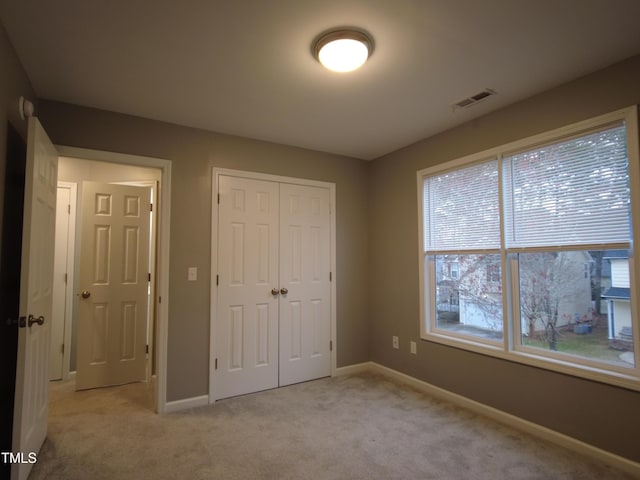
435;310;634;367
522;323;630;365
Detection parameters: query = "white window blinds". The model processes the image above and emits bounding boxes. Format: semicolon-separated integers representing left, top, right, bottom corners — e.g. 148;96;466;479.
423;159;500;251
503;123;630;248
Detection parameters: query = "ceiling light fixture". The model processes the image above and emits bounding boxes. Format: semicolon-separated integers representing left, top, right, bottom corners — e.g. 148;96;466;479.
313;29;373;73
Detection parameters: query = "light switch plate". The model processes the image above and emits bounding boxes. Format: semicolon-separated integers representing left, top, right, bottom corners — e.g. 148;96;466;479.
188;267;197;281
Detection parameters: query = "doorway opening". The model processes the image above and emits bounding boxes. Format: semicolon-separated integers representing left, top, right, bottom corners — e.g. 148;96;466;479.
0;123;26;480
51;147;171;413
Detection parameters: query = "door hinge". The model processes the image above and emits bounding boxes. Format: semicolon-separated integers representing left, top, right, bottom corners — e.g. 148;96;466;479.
330;340;333;352
216;274;219;286
158;296;162;304
148;272;151;282
67;204;71;214
215;358;218;370
217;193;220;204
64;273;68;284
61;343;65;354
150;203;153;212
329;272;332;282
145;344;149;354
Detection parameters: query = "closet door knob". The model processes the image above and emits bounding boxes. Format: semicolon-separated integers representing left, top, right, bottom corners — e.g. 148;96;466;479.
271;288;279;296
280;288;288;295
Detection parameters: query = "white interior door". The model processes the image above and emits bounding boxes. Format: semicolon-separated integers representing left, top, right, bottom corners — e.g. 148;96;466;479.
214;174;332;400
49;186;71;380
215;175;280;399
279;183;331;386
76;182;151;390
13;117;58;480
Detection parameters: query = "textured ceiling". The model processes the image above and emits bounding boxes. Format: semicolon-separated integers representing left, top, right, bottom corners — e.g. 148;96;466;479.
2;0;640;160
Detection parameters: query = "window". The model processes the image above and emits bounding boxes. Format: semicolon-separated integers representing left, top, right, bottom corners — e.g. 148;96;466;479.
418;107;640;390
450;262;459;279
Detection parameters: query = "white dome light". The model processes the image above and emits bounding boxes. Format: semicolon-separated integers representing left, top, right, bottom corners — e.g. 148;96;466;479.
313;29;373;73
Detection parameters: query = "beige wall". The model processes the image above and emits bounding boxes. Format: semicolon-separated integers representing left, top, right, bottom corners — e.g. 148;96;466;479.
369;54;640;462
37;101;371;402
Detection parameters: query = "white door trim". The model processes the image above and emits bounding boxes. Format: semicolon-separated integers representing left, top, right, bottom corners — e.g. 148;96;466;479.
55;181;77;381
209;168;337;402
55;146;171;413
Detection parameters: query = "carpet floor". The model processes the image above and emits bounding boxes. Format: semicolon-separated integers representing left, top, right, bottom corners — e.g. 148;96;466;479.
29;371;635;479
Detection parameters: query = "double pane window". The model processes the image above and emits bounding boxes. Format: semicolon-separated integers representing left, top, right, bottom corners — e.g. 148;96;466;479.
419;109;639;388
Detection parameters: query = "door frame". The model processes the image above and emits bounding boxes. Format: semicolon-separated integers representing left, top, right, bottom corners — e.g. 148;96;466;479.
53;181;77;381
56;146;172;413
209;168;337;402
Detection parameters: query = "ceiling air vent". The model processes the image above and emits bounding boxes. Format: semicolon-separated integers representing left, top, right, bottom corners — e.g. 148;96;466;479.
452;88;497;111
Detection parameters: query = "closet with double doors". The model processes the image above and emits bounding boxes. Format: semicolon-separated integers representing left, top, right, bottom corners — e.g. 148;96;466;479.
212;171;334;400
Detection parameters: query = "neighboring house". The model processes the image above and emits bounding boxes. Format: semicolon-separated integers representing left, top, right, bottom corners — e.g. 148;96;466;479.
458;255;503;333
436;255;460;313
518;251;593;335
437;252;593;334
601;250;632;345
436;254;503;332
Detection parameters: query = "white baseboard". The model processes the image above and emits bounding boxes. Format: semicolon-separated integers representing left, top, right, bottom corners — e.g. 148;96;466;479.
163;394;209;414
334;362;374;376
365;362;640;478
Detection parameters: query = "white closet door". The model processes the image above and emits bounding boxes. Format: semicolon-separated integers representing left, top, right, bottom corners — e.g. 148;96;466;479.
214;175;332;399
278;183;331;386
215;175;280;399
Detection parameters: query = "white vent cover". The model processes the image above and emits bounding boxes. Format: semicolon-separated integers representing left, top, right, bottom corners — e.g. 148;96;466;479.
452;88;497;111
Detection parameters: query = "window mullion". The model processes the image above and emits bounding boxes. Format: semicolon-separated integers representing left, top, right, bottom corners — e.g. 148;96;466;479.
498;153;511;354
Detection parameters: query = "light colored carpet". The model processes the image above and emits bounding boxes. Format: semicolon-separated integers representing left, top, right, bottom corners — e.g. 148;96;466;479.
30;372;635;479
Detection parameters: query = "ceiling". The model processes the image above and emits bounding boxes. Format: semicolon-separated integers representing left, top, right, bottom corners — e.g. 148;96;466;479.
2;0;640;160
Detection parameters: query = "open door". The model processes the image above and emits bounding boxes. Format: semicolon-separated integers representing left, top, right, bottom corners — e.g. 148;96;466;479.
12;117;58;480
76;182;151;390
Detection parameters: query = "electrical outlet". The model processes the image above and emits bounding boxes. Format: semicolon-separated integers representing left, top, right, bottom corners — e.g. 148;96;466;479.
392;336;399;349
410;341;417;354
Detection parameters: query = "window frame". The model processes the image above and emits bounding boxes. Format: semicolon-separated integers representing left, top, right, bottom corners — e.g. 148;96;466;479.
417;106;640;391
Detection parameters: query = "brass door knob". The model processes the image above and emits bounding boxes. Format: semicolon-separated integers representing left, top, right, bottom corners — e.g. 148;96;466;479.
280;288;288;295
28;315;45;327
